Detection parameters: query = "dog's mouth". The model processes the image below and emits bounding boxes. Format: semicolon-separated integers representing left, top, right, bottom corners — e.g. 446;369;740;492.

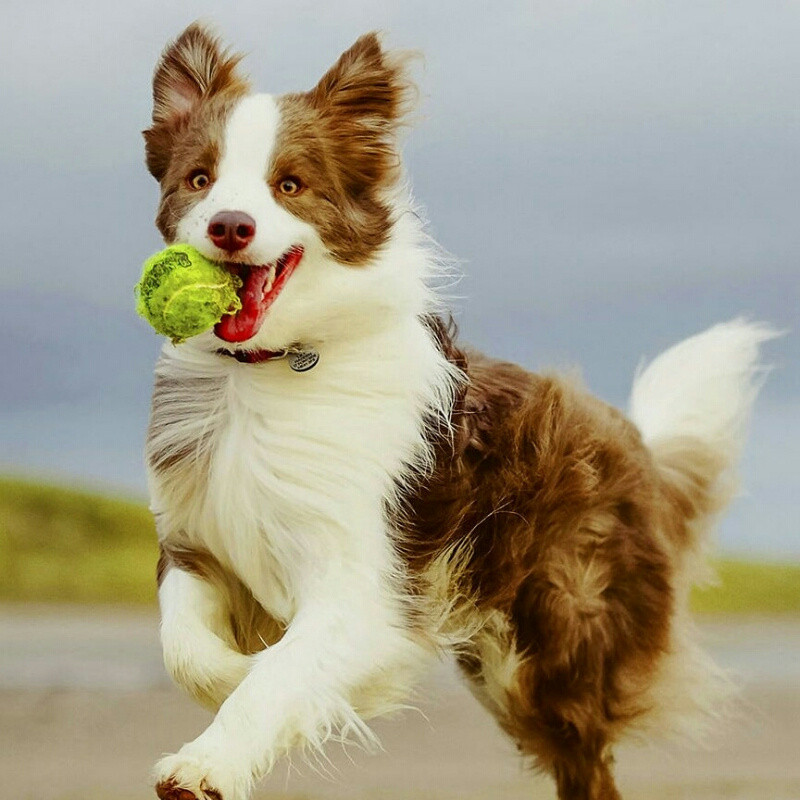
214;246;304;343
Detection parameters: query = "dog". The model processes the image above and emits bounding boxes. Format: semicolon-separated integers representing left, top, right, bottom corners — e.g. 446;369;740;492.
143;23;775;800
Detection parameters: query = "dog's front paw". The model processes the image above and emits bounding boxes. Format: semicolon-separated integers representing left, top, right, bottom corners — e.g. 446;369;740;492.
155;777;221;800
154;750;250;800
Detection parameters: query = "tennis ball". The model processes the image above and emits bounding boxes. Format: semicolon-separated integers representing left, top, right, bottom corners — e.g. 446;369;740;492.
135;244;242;344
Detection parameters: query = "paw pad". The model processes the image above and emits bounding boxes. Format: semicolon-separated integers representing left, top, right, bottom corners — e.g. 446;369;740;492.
155;780;222;800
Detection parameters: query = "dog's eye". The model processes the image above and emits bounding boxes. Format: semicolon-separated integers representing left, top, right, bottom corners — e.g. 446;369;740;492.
278;177;304;196
187;170;211;191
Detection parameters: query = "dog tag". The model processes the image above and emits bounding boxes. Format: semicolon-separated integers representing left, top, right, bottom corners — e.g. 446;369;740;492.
288;350;319;372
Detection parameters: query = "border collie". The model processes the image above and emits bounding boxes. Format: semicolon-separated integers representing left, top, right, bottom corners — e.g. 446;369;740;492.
143;24;775;800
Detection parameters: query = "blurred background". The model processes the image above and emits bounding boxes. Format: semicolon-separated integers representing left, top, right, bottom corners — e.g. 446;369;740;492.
0;1;798;798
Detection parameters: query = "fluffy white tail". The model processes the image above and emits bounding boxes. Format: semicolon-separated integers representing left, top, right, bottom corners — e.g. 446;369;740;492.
630;319;779;552
630;318;778;464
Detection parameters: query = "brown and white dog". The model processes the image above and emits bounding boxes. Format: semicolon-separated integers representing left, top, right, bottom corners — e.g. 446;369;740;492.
143;24;775;800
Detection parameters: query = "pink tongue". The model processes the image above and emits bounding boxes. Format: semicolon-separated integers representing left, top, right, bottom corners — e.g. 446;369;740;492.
214;266;270;343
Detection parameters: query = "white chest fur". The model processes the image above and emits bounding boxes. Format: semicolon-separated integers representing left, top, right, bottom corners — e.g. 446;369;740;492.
146;320;456;623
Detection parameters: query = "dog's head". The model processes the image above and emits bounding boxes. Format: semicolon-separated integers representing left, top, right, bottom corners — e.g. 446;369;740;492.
144;24;420;350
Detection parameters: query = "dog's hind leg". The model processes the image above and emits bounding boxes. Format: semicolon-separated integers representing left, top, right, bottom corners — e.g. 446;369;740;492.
457;526;674;800
551;751;622;800
459;635;624;800
518;665;624;800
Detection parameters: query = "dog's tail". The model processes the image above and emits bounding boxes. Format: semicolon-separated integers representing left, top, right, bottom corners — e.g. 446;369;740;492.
630;318;777;560
627;318;778;740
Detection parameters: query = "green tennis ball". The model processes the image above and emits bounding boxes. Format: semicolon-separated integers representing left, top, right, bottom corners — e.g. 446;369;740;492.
135;244;242;344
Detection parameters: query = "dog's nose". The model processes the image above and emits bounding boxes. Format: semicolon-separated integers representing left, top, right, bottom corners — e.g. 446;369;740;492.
207;211;256;253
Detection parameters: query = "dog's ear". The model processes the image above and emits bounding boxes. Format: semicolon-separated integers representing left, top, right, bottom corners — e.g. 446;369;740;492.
143;23;248;180
311;32;416;129
307;33;417;189
151;22;247;124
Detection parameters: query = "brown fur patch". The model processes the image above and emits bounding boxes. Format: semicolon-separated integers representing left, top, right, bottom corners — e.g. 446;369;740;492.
395;319;710;799
143;23;250;239
272;33;416;264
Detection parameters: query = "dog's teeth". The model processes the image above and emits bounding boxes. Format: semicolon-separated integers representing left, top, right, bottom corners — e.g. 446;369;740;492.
264;264;277;294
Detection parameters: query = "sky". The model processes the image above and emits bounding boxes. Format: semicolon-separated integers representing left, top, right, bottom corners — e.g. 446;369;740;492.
1;0;797;556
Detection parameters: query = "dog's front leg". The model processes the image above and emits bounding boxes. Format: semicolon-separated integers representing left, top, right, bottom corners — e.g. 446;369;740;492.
159;566;254;711
154;569;403;800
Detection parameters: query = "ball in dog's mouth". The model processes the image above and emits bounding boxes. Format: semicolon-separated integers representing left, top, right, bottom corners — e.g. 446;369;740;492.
214;246;304;343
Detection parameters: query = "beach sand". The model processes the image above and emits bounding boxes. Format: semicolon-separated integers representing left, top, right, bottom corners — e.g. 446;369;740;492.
2;606;798;800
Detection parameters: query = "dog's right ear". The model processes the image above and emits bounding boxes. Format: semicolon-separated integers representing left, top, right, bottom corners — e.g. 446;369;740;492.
150;23;247;125
144;23;248;180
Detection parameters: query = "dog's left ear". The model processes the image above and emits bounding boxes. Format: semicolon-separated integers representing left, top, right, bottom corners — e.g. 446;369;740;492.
310;33;415;126
308;33;417;188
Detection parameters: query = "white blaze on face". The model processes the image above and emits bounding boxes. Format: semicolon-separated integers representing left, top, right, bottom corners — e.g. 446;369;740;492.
214;94;277;206
175;93;315;265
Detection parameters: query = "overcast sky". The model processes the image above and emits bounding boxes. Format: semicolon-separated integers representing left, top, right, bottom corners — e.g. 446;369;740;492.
1;1;797;555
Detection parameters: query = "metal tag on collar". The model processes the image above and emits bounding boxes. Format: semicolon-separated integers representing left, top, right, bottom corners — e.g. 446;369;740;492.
288;349;320;372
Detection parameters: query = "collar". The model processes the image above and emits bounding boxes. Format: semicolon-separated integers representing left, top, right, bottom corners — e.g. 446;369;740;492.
216;346;321;373
216;348;288;364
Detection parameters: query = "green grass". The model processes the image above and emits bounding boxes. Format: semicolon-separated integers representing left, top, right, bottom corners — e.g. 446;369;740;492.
0;476;158;604
1;476;799;613
691;558;800;615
